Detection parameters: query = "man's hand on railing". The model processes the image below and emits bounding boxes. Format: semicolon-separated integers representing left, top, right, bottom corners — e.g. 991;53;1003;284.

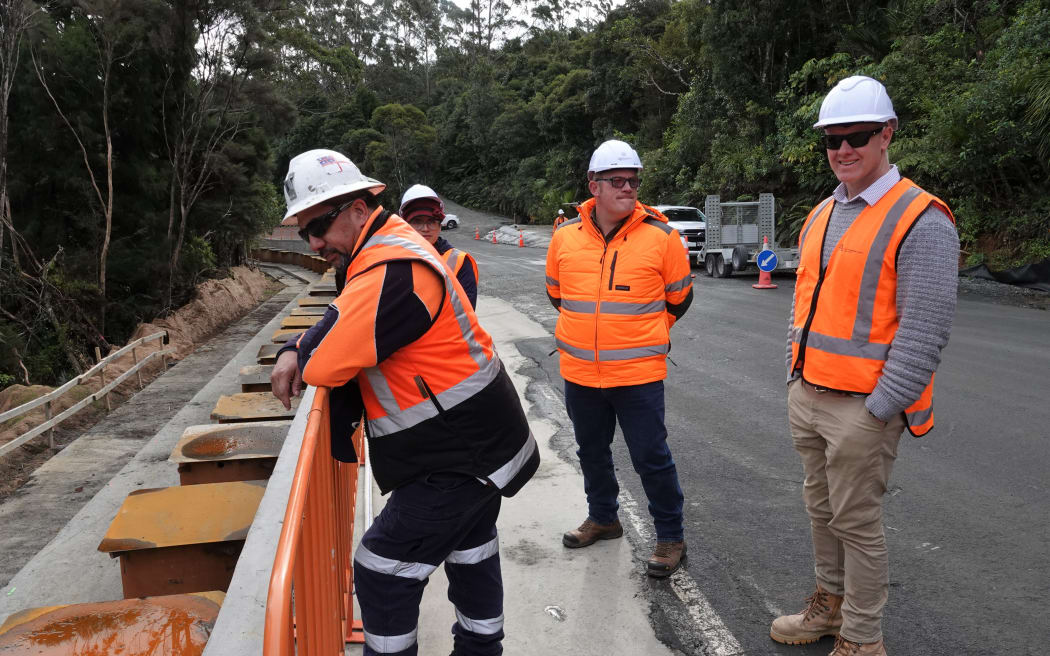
271;350;303;410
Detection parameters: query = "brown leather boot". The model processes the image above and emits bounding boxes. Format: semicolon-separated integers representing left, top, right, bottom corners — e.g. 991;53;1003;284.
646;540;686;578
562;518;623;548
769;585;844;645
829;636;887;655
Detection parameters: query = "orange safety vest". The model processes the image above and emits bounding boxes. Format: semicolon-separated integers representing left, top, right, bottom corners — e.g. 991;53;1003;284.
790;178;955;436
546;198;693;388
303;209;537;495
442;247;479;283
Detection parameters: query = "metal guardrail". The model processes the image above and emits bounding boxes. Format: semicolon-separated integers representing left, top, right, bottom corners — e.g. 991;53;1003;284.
263;386;366;655
0;331;172;458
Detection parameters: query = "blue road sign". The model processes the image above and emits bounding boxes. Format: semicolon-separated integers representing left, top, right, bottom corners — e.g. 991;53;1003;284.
757;249;778;272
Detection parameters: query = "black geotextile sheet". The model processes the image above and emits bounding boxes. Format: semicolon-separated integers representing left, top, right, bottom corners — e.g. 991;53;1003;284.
960;257;1050;292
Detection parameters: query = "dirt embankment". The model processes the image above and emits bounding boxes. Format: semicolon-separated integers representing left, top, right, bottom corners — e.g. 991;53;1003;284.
0;266;278;494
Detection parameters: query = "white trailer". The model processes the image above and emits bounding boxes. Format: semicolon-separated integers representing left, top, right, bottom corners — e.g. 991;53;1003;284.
699;193;799;277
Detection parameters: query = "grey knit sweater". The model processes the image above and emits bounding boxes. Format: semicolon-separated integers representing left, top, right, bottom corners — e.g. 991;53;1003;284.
787;166;960;422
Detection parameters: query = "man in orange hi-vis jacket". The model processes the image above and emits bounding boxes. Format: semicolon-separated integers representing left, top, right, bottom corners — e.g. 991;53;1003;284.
545;139;693;578
270;149;539;656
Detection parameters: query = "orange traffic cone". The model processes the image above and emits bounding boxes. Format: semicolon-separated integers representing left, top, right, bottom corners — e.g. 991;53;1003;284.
518;231;524;248
474;226;480;240
492;231;497;244
753;236;778;289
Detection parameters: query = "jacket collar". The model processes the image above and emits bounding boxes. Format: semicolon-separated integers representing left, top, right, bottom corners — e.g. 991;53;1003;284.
576;198;666;242
347;206;391;264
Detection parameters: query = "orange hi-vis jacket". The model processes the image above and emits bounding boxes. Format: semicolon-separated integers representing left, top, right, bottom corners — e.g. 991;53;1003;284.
546;198;693;388
443;247;478;283
300;208;538;495
791;178;955;436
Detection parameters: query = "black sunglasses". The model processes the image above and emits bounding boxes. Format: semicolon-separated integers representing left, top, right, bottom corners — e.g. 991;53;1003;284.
594;176;641;189
820;126;886;151
298;199;358;242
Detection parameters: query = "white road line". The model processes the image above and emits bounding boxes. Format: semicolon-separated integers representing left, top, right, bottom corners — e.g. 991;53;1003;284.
620;486;746;656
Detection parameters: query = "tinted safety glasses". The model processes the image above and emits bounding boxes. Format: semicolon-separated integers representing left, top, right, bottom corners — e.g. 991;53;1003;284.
407;215;441;228
298;199;358;242
820;126;886;151
593;176;641;189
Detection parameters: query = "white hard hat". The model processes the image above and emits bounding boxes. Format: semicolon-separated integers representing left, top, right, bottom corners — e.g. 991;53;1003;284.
813;75;897;128
399;184;444;215
281;149;385;225
588;139;643;174
558;209;565;215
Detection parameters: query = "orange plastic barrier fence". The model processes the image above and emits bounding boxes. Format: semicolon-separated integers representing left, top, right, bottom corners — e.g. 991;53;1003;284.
263;387;366;655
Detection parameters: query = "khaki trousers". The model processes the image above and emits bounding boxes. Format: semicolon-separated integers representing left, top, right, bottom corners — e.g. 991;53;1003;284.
787;379;904;644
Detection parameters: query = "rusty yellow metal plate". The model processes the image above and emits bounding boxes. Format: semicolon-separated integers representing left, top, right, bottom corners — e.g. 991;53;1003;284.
271;328;301;343
298;296;335;307
280;315;320;329
238;364;273;393
308;282;337;296
170;421;289;464
256;343;281;365
0;592;225;654
290;307;326;316
98;481;265;553
210;392;298;423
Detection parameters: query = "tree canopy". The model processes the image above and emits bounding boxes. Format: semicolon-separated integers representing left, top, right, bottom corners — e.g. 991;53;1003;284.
2;0;1048;387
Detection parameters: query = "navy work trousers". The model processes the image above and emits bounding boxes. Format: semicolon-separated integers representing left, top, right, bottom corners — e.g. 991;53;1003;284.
565;379;685;541
354;473;504;656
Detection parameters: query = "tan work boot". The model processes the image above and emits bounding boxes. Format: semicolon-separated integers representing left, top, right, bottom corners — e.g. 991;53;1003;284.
562;518;623;548
647;540;686;577
829;636;887;655
769;585;844;645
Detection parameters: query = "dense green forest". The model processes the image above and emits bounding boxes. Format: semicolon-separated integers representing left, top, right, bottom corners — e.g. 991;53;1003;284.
1;0;1048;388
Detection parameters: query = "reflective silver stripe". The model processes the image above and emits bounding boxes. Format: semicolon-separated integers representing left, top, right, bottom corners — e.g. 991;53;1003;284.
357;231;499;437
560;299;597;313
597;343;668;361
445;248;461;271
600;300;665;315
559;299;665;315
804;330;890;361
364;628;418;653
555;338;595;361
446;536;499;565
353;543;438;580
367;355;502;437
852;186;922;343
487;432;537;489
363;233;490;370
455;610;504;636
907;407;933;426
665;274;692;293
365;367;397;416
800;197;833;250
546;275;560;288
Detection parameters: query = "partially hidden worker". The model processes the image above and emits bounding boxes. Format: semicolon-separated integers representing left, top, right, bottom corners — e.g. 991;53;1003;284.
400;184;479;308
772;76;959;656
545;139;694;578
554;208;568;229
270;148;539;656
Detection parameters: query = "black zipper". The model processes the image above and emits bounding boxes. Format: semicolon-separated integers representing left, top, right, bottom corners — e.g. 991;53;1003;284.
415;375;446;414
607;251;618;291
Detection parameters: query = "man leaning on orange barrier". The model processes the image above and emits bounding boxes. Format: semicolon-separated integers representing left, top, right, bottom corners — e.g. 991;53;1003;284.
270;149;539;656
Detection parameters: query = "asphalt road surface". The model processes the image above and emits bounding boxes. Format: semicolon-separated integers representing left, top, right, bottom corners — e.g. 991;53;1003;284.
440;204;1049;656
